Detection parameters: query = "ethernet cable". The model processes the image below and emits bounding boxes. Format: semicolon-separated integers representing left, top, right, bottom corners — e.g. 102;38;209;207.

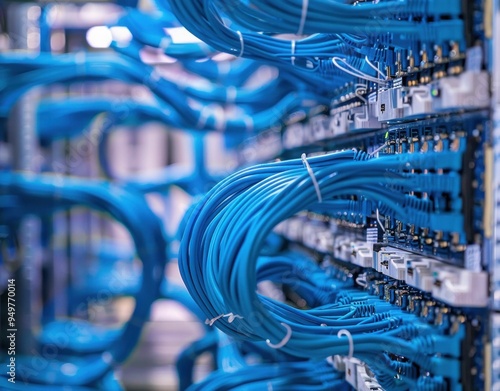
36;70;296;132
176;331;219;391
0;53;325;133
215;249;461;388
188;330;348;391
178;150;466;369
164;0;464;83
0;173;167;387
182;58;260;86
111;8;214;59
38;279;210;355
0;382;121;391
209;0;462;35
37;102;220;194
187;359;349;391
36;98;218;193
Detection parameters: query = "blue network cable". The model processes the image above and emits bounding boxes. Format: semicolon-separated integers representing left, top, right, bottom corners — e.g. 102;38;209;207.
176;331;219;391
36;100;221;193
0;173;167;387
187;359;349;391
0;53;325;133
182;58;261;86
163;0;465;90
111;8;214;59
210;0;462;35
177;150;465;383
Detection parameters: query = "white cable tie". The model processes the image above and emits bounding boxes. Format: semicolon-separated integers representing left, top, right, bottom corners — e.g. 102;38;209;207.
266;322;292;349
337;329;354;358
236;31;244;57
75;51;87;77
297;0;309;36
222;313;244;323
291;40;296;66
205;314;224;326
301;153;322;203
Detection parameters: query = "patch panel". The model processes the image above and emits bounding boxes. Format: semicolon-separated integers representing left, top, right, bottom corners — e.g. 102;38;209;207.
279;229;488;391
269;92;491;391
342;357;384;391
278;217;489;308
316;254;487;391
189;0;495;389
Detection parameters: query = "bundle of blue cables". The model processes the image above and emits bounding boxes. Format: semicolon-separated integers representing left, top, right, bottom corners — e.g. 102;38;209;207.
177;248;455;390
36;98;221;193
0;52;326;134
162;0;464;90
178;150;466;388
0;172;167;388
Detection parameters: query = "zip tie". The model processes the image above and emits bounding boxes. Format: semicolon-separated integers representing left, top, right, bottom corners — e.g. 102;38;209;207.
266;322;292;349
297;0;309;35
222;313;244;323
205;314;224;326
206;313;243;325
337;329;354;358
236;31;244;57
145;69;161;87
301;153;322;203
291;40;296;65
